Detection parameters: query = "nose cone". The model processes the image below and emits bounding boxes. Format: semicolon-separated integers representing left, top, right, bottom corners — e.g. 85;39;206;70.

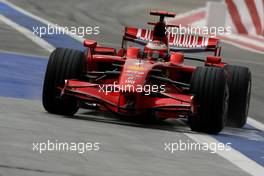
118;59;150;93
119;66;145;93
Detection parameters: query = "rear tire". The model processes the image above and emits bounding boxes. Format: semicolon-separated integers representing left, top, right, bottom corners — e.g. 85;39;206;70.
190;67;229;134
42;48;84;115
227;65;251;127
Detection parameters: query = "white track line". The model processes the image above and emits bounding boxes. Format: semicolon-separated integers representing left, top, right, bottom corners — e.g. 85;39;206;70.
0;0;120;47
0;15;55;52
248;117;264;131
178;118;264;176
0;49;47;59
184;132;264;176
0;0;84;43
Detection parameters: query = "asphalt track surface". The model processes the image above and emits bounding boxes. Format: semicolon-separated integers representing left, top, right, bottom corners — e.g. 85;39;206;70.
0;0;263;176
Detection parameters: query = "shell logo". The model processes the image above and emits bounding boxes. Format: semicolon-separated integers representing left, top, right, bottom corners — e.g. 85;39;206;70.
127;65;145;71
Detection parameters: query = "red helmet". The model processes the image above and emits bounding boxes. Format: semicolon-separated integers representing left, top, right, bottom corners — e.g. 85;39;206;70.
144;40;168;60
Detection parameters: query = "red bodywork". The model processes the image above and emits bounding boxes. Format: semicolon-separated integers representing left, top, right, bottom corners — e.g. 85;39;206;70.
60;10;226;119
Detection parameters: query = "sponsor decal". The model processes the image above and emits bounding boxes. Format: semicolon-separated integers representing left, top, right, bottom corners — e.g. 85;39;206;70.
127;65;145;71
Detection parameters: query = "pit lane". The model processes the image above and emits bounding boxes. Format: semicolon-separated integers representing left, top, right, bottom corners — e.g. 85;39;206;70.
0;0;263;175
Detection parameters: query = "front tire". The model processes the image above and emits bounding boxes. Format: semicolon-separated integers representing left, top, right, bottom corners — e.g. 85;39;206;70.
42;48;84;115
190;67;229;134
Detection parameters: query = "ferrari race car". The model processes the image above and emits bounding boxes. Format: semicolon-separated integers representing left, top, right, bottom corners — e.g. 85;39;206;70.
42;10;251;134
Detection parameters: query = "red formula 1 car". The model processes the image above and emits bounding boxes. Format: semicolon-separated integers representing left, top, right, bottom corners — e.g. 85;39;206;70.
42;10;251;134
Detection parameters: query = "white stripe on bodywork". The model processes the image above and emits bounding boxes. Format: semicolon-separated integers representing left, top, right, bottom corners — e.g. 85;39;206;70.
201;36;209;47
188;35;193;47
148;30;152;41
136;28;142;38
183;35;189;47
175;34;179;46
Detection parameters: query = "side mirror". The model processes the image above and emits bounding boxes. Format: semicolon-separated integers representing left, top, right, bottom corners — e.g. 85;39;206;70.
83;39;97;48
206;55;221;65
126;47;140;59
169;52;184;65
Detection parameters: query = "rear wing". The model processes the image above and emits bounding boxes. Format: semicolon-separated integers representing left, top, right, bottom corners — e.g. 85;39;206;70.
123;27;222;56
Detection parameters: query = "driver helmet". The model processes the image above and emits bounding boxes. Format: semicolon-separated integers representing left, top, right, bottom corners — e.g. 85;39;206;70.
144;40;168;60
